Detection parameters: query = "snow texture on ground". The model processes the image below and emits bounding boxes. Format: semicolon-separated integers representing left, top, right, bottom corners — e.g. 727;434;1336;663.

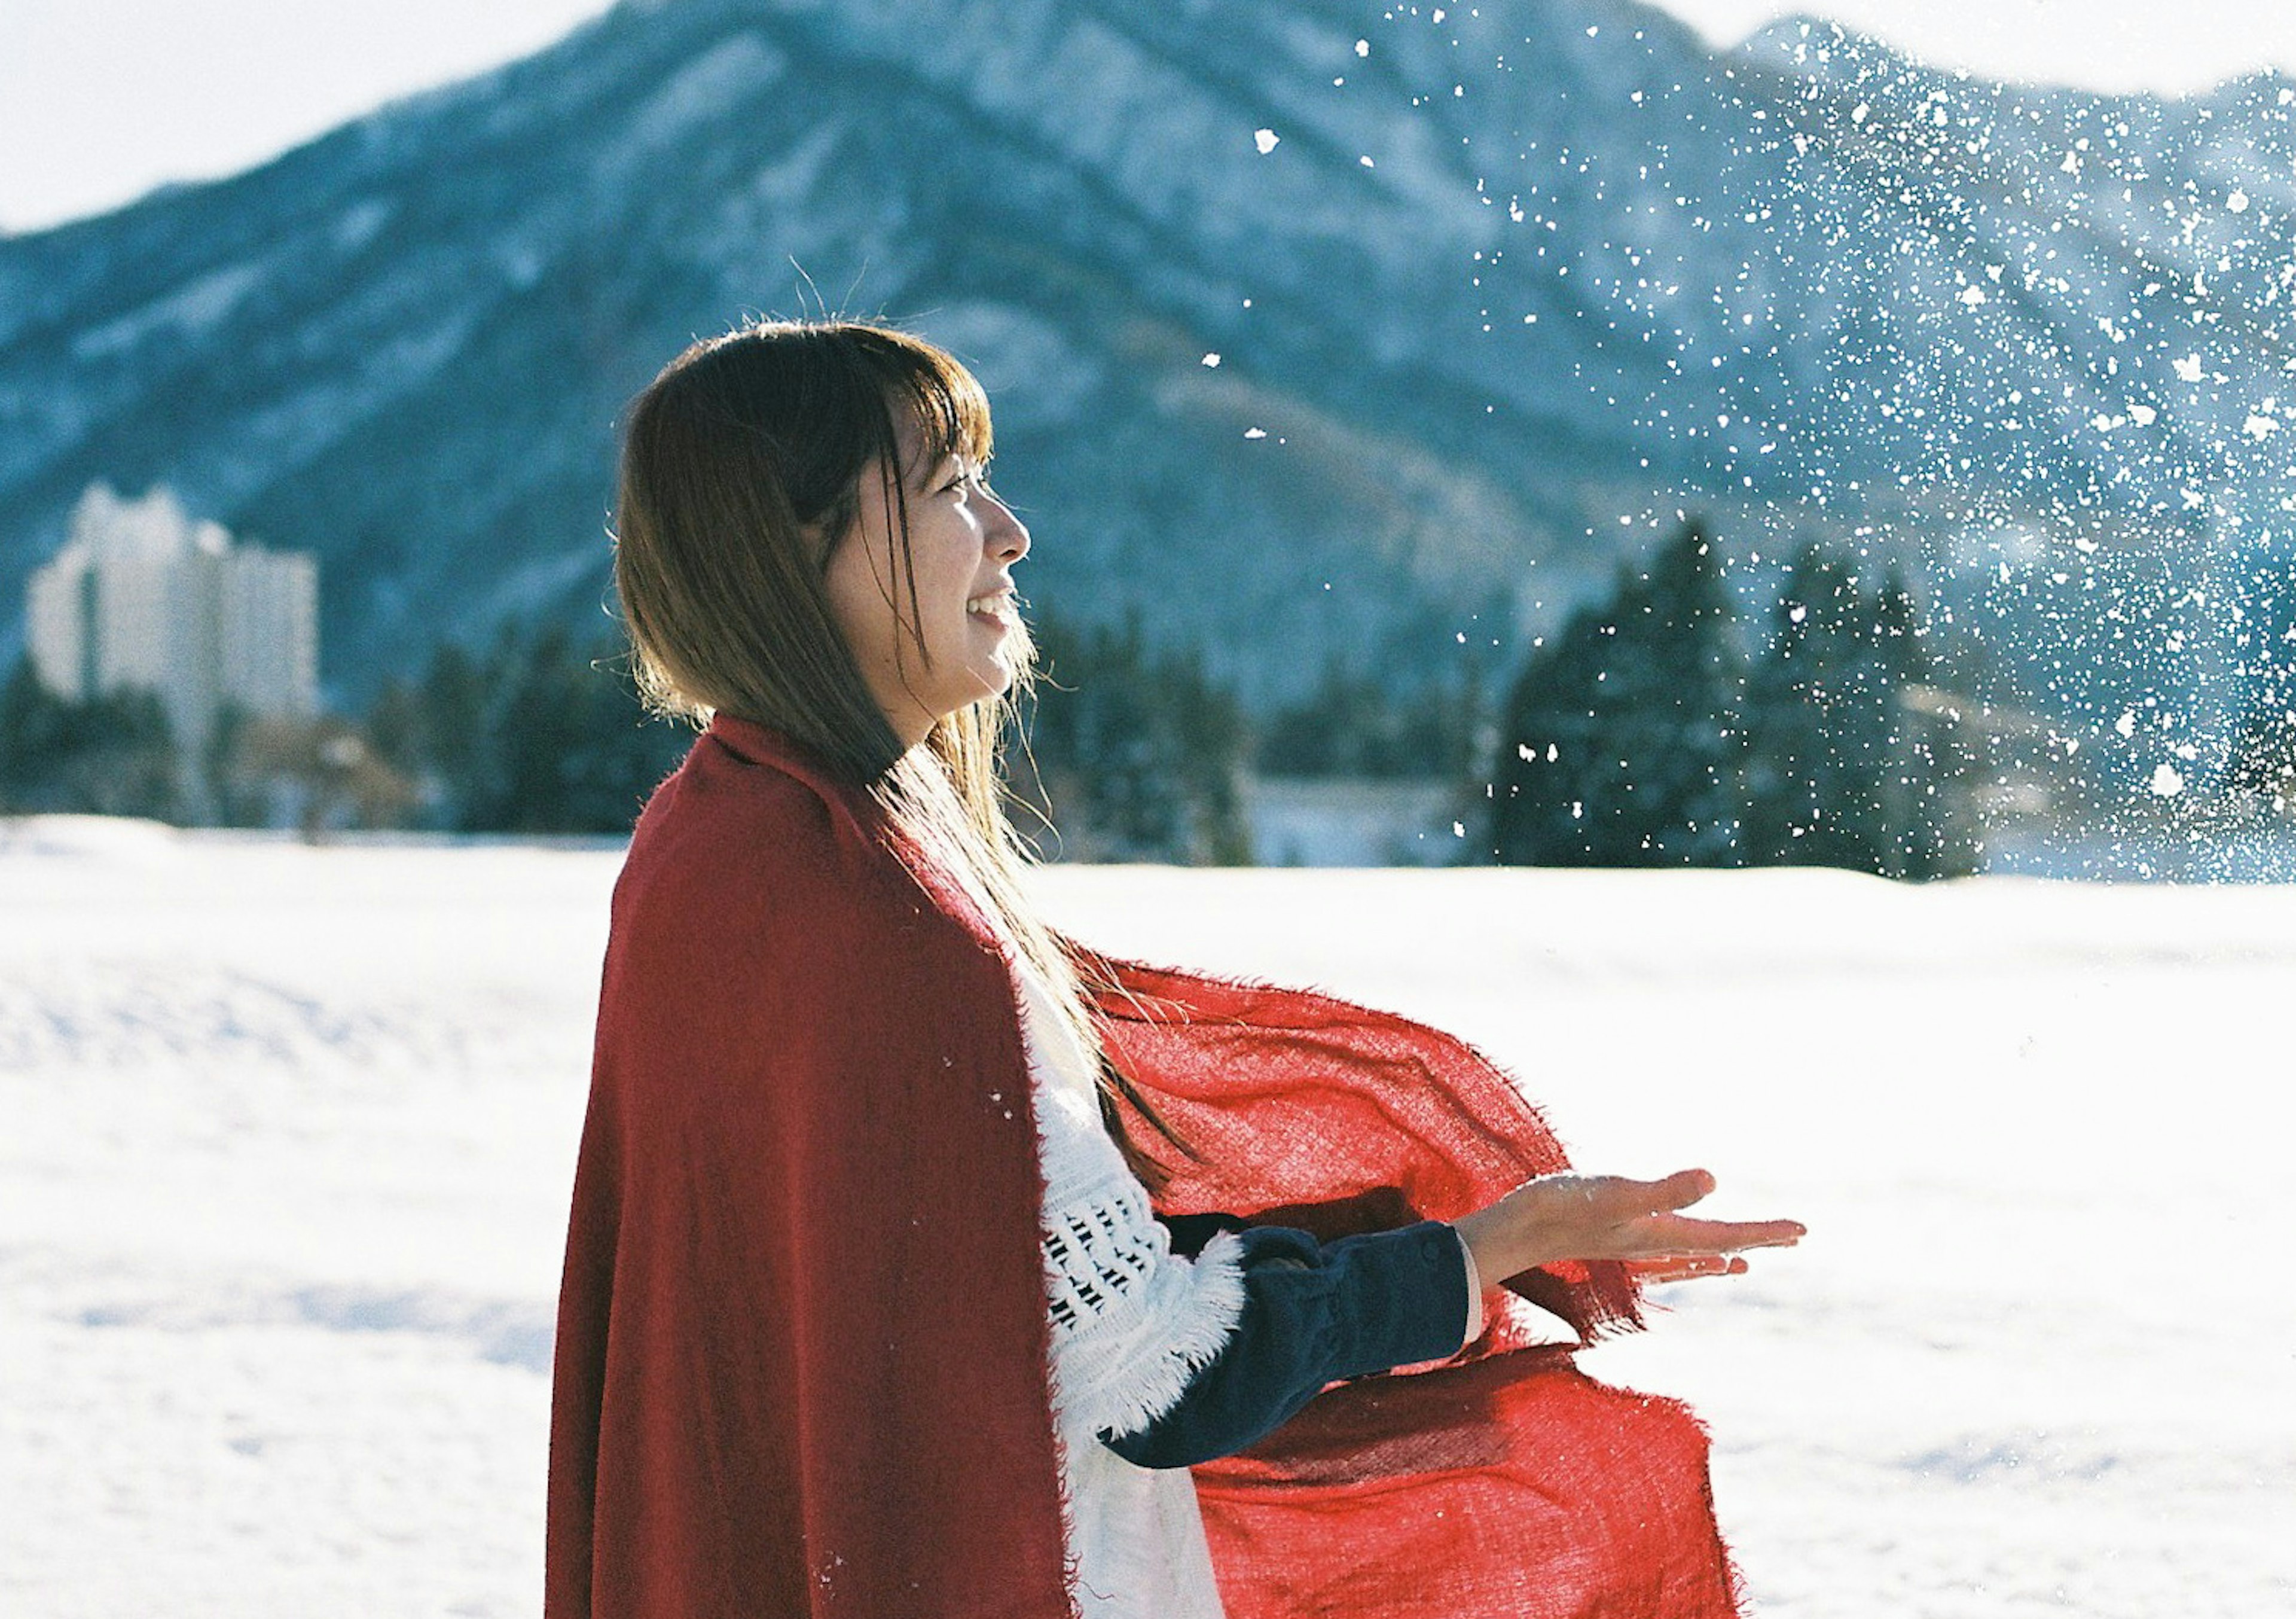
2;818;2290;1617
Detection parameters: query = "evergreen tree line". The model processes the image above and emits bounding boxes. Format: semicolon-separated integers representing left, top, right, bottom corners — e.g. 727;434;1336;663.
1010;614;1498;862
40;522;2276;877
1489;521;1985;879
2224;565;2296;809
1254;657;1486;780
0;617;1235;849
0;629;689;837
369;611;1262;852
0;660;179;819
0;552;1980;873
363;626;689;834
0;614;1259;848
1008;611;1252;864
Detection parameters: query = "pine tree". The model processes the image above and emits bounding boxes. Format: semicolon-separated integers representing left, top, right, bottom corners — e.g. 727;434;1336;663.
453;627;686;834
397;639;501;827
1017;611;1249;864
1257;657;1485;780
2225;567;2296;809
1491;521;1746;866
2225;687;2296;809
1871;565;1983;879
1741;548;1979;879
0;657;179;819
1743;544;1892;869
358;627;684;834
0;659;70;812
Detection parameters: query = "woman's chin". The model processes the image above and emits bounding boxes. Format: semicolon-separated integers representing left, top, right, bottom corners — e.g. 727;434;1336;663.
946;663;1015;714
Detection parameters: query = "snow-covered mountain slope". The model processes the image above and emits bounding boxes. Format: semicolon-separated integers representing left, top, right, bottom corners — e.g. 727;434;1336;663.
4;0;2291;721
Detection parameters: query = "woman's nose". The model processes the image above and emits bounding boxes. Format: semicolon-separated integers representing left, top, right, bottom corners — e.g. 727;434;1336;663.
984;493;1030;562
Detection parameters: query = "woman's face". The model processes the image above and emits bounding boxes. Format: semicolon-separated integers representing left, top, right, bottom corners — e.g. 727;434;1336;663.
822;411;1030;747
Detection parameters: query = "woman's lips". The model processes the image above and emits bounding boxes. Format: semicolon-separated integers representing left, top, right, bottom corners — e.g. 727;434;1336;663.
966;591;1016;629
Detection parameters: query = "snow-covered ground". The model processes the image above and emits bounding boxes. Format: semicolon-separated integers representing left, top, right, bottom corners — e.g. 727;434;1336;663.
3;817;2290;1618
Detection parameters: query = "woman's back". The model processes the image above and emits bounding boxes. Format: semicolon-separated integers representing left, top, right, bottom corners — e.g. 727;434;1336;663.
549;717;1073;1618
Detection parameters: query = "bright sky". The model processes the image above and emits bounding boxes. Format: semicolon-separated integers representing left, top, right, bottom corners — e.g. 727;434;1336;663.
4;0;2295;234
0;0;616;233
1655;0;2296;94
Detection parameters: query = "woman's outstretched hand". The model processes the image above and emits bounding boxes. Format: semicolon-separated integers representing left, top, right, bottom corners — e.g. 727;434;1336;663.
1452;1169;1803;1288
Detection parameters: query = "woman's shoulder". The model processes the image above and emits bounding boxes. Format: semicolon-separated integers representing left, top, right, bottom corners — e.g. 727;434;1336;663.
591;729;1023;1106
609;728;996;981
616;731;869;921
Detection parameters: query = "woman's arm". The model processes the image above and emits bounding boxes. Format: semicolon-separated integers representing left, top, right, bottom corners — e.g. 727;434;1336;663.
1106;1171;1802;1471
1103;1216;1474;1470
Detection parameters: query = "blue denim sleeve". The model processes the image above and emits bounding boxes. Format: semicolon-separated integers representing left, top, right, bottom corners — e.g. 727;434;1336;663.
1101;1216;1472;1470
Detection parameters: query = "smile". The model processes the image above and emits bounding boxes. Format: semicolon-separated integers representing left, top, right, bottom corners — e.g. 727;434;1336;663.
966;592;1016;623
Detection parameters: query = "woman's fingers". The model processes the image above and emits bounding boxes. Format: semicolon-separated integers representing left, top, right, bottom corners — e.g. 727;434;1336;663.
1627;1254;1747;1283
1580;1168;1720;1219
1593;1173;1804;1257
1641;1213;1806;1255
1649;1167;1718;1211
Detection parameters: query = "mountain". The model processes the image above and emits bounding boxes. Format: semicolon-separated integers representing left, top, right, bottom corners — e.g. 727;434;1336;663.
5;0;2294;755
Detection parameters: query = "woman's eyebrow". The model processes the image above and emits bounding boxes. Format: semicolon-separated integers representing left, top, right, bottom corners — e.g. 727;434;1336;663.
923;451;981;489
906;449;957;489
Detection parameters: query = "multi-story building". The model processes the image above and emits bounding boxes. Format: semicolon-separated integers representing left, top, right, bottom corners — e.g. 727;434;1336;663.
25;483;318;763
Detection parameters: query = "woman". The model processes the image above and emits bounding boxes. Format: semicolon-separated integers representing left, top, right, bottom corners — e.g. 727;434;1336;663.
546;319;1803;1619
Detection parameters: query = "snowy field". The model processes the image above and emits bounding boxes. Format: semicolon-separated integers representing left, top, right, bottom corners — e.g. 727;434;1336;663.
2;817;2291;1618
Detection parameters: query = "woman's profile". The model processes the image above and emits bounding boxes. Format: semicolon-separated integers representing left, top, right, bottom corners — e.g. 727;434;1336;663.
545;319;1803;1618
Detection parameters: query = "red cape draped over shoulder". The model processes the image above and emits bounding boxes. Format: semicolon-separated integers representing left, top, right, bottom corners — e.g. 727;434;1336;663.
546;716;1742;1618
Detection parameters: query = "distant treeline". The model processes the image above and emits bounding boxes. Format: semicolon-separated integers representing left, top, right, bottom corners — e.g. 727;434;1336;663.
0;629;687;837
0;663;180;820
1491;520;1982;879
10;518;2291;869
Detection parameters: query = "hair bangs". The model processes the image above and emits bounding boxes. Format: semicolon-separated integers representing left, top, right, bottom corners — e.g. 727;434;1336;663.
883;342;994;478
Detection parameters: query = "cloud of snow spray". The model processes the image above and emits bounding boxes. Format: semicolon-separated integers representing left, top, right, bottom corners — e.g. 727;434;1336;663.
1311;4;2296;878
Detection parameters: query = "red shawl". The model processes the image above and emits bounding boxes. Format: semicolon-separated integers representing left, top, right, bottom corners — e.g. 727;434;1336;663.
546;715;1741;1618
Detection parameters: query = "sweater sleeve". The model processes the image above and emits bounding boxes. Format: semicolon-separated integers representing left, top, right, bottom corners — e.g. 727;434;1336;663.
1102;1217;1475;1471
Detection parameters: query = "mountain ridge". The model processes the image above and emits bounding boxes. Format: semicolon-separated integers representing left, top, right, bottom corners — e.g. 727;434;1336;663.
5;0;2291;752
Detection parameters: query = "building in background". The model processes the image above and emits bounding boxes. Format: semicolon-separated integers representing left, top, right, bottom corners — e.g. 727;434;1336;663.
25;483;317;767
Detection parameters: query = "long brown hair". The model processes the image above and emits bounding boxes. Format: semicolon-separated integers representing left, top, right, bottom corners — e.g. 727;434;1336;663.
612;319;1181;1182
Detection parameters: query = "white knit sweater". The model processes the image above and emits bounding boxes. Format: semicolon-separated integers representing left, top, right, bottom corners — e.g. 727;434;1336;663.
1009;955;1238;1619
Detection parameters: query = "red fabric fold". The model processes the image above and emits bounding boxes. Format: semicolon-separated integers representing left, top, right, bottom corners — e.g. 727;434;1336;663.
1085;956;1745;1618
546;716;1744;1618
